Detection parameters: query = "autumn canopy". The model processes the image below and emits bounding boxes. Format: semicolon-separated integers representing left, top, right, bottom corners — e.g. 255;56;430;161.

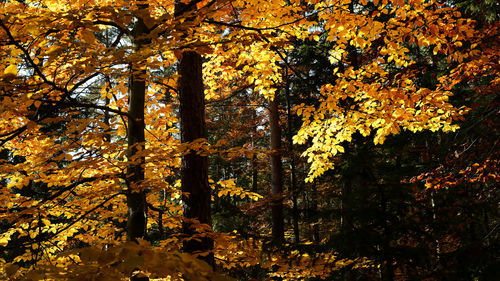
0;0;498;280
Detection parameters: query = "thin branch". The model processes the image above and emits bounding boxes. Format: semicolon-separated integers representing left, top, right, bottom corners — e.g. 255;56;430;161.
174;0;217;17
203;20;264;32
202;5;332;32
46;100;131;118
206;85;251;104
201;20;310;82
68;72;102;94
110;30;125;48
3;191;123;250
0;176;112;214
207;103;265;108
93;20;130;35
0;19;67;94
145;126;162;142
40;193;123;248
152;79;178;94
147;203;163;213
0;125;28;147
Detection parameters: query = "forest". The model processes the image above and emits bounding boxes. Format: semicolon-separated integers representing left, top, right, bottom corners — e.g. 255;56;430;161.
0;0;498;280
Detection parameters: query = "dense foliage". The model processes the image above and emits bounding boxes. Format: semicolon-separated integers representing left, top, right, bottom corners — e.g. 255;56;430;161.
0;0;498;280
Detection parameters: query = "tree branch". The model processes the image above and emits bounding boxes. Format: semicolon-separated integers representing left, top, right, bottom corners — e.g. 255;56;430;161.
0;19;67;94
43;100;131;118
0;125;28;147
93;20;130;35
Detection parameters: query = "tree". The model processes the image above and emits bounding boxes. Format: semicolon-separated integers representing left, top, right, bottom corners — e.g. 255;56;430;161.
175;0;214;266
127;2;149;242
269;93;285;243
293;0;478;181
1;0;497;280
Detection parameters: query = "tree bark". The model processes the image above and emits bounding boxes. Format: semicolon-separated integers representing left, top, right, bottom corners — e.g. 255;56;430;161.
269;94;284;242
341;176;354;234
378;183;394;281
126;15;148;242
284;65;300;244
251;108;258;193
311;182;320;243
175;0;213;266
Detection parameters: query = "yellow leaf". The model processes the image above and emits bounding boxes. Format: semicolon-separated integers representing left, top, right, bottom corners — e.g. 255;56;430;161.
0;236;9;246
46;45;61;55
336;145;345;153
79;29;96;44
4;65;17;76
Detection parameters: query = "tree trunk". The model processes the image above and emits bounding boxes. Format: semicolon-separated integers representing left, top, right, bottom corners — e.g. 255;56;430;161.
269;94;284;242
251;154;258;192
311;182;320;243
284;65;300;243
341;177;354;235
377;183;394;281
126;15;148;242
251;108;258;193
175;0;213;266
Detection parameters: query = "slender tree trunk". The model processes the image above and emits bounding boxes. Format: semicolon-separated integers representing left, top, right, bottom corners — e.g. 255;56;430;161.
284;66;299;243
103;95;112;143
251;108;258;193
311;182;320;243
341;175;354;234
126;15;148;242
340;10;358;240
251;154;258;192
377;183;394;281
269;94;284;242
302;184;310;239
175;0;213;266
